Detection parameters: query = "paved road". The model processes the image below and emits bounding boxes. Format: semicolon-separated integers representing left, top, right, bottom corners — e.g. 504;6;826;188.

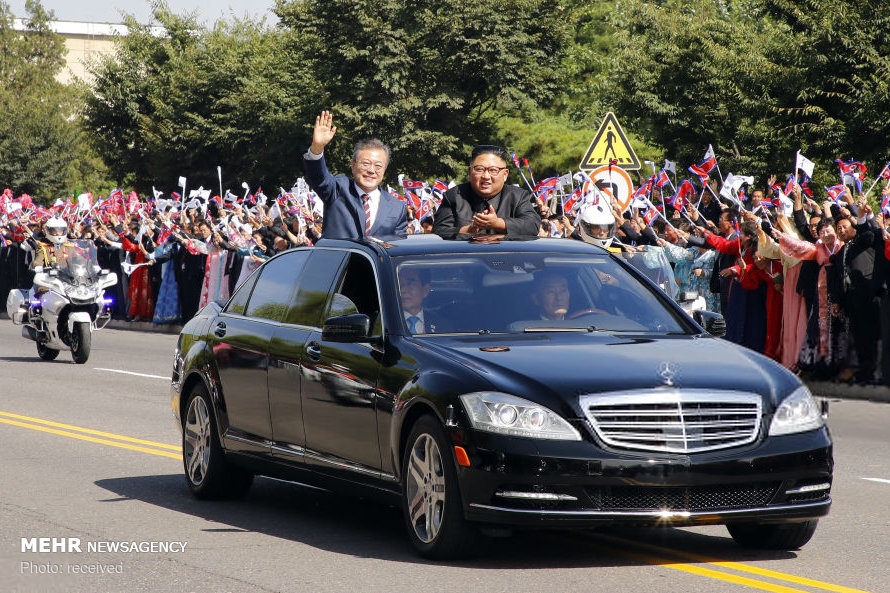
0;321;887;593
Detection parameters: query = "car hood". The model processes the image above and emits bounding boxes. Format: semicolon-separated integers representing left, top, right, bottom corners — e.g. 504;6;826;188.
423;332;798;418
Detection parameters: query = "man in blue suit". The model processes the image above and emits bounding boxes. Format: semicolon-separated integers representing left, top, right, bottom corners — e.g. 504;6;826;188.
303;111;408;239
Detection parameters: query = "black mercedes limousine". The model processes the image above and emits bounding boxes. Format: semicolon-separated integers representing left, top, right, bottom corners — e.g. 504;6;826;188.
171;236;831;558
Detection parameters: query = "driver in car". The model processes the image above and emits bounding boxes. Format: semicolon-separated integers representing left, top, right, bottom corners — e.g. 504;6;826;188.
531;271;606;321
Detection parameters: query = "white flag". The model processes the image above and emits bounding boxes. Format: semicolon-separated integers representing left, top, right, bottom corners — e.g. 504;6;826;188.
663;160;677;174
736;175;754;188
77;192;93;212
719;174;737;200
178;176;187;187
152;186;163;200
704;145;715;160
267;202;281;221
795;151;815;178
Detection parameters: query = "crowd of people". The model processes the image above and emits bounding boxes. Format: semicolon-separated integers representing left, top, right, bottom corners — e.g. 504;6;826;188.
2;111;890;388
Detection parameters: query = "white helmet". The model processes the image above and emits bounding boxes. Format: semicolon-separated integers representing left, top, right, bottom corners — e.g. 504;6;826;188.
578;202;616;248
44;217;68;246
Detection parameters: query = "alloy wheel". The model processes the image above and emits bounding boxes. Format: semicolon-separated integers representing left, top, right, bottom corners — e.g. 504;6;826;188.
406;433;446;543
184;396;212;486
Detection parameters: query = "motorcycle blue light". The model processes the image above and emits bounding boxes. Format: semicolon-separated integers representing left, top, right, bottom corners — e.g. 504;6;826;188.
103;297;114;305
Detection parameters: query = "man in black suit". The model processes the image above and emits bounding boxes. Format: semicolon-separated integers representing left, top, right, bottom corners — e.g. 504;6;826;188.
433;145;540;239
398;267;449;334
831;212;880;384
303;111;407;240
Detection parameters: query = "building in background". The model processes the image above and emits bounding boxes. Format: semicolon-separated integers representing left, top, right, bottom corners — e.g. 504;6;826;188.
12;19;163;85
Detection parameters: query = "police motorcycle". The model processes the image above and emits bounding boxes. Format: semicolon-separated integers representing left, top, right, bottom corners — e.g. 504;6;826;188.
577;203;707;314
6;219;117;364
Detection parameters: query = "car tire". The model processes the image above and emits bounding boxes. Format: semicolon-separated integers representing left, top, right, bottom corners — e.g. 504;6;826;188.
37;342;59;361
182;384;253;500
727;519;819;550
401;414;482;559
70;321;91;364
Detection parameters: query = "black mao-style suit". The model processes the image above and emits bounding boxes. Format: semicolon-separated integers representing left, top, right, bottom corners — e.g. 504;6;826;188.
432;183;541;239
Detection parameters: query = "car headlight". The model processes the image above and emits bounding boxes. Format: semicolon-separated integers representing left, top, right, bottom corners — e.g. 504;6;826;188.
459;392;581;441
769;386;824;436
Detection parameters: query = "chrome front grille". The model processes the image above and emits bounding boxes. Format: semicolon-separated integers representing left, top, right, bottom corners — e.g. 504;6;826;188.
580;390;762;453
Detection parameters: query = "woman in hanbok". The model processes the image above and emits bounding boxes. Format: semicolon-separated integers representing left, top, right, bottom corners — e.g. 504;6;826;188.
658;238;719;312
755;218;807;369
146;235;181;324
121;226;155;321
777;221;848;375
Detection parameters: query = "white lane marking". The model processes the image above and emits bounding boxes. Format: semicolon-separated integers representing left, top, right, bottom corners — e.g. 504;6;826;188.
861;477;890;485
94;368;169;381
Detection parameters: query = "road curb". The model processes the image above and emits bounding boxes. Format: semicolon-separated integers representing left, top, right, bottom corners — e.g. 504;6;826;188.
805;380;890;403
105;319;184;334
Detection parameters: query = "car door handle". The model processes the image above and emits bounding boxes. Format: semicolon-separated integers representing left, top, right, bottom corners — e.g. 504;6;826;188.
306;342;322;361
214;321;227;338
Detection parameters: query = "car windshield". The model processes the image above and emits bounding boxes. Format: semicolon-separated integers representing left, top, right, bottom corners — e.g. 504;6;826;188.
612;246;678;301
394;252;689;335
55;240;100;285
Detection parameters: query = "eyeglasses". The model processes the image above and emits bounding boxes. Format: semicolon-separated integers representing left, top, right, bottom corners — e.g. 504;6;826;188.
470;165;508;176
355;160;385;171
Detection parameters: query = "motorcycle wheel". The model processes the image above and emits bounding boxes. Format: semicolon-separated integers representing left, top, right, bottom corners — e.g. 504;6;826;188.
36;342;59;361
70;322;91;364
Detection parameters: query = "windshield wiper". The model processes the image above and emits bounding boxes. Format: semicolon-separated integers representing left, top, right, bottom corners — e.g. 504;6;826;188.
523;326;600;333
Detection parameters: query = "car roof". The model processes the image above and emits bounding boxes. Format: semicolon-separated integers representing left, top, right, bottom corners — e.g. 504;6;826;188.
314;236;610;259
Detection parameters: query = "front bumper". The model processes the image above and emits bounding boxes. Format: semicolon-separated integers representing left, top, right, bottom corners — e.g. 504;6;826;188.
454;427;832;528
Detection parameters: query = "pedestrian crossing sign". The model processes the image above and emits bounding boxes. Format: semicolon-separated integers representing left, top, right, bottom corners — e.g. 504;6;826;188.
579;112;640;171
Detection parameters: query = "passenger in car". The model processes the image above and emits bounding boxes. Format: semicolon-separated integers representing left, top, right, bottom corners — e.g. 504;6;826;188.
433;145;541;239
398;267;449;334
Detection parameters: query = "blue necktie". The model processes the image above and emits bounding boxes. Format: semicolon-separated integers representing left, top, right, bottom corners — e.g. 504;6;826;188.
407;315;421;333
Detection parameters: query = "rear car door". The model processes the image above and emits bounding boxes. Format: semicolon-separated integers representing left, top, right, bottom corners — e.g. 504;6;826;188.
300;250;386;476
213;252;302;453
268;248;344;461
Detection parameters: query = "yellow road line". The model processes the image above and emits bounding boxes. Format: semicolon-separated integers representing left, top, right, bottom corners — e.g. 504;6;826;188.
0;410;181;451
593;533;871;593
0;417;181;460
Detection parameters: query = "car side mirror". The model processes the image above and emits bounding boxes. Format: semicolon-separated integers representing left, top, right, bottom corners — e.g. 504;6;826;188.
322;313;371;343
692;310;726;338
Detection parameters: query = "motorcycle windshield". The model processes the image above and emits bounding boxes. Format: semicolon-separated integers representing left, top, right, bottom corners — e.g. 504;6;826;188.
614;245;678;301
56;241;100;285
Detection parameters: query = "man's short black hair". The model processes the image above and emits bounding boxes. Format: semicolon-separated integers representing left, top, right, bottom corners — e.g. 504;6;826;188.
401;266;431;285
471;144;510;163
352;138;391;163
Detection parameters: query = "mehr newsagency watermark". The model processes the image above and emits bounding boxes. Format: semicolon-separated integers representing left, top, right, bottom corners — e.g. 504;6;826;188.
19;537;188;575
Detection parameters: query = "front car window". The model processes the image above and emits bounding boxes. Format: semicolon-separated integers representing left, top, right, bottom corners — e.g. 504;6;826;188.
394;253;689;335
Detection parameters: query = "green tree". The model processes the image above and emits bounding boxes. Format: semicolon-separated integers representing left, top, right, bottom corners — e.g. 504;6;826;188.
762;0;890;166
596;0;890;191
0;0;86;199
275;0;572;178
84;4;314;193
